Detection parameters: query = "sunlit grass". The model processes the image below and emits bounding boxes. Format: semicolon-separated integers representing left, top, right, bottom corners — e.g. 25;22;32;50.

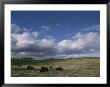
11;58;100;77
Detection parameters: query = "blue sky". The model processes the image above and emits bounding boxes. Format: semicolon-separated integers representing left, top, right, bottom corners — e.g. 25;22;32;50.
11;11;100;58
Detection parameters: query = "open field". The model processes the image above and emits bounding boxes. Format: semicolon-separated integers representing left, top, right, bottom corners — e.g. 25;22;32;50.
11;58;100;77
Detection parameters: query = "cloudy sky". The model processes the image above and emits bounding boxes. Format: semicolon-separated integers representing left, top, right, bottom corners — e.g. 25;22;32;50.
11;11;100;58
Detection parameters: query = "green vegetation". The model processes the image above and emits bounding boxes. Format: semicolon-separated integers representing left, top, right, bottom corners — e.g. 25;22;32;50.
11;58;100;77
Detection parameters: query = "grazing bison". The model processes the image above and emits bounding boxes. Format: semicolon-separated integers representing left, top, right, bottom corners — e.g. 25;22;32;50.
26;65;35;70
18;64;22;67
49;66;53;69
56;67;63;71
40;67;48;72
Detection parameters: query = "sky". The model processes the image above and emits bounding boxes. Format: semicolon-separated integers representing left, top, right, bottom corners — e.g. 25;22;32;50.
11;11;100;58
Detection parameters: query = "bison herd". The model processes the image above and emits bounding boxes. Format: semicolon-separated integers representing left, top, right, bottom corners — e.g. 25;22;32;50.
26;65;64;72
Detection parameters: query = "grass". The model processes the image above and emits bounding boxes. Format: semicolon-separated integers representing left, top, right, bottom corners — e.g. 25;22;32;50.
11;58;100;77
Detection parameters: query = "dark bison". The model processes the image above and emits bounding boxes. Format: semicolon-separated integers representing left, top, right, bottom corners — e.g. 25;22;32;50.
40;67;48;72
49;66;53;69
26;65;35;70
18;64;22;67
56;67;63;71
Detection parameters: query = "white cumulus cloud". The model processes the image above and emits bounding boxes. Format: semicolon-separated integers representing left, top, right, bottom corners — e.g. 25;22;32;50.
11;24;100;58
11;24;55;53
57;32;100;53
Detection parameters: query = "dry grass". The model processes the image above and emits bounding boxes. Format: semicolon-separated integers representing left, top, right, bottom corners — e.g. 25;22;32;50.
11;58;100;77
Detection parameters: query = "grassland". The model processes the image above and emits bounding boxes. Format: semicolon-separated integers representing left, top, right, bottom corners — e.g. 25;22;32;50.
11;58;100;77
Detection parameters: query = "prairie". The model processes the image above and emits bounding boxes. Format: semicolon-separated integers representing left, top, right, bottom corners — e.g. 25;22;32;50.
11;58;100;77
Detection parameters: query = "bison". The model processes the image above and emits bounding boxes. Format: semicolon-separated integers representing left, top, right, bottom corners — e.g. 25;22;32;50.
40;67;48;72
56;67;63;71
49;66;53;69
26;65;35;70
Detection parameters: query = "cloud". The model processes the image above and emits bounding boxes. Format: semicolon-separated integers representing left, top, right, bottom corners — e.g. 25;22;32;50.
31;32;39;38
11;24;21;33
11;24;31;34
11;24;100;58
11;33;55;52
11;32;34;49
11;24;56;57
56;24;61;26
40;26;50;31
57;32;100;54
84;25;100;31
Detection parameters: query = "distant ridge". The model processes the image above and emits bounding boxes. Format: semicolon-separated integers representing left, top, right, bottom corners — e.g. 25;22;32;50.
11;56;100;60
